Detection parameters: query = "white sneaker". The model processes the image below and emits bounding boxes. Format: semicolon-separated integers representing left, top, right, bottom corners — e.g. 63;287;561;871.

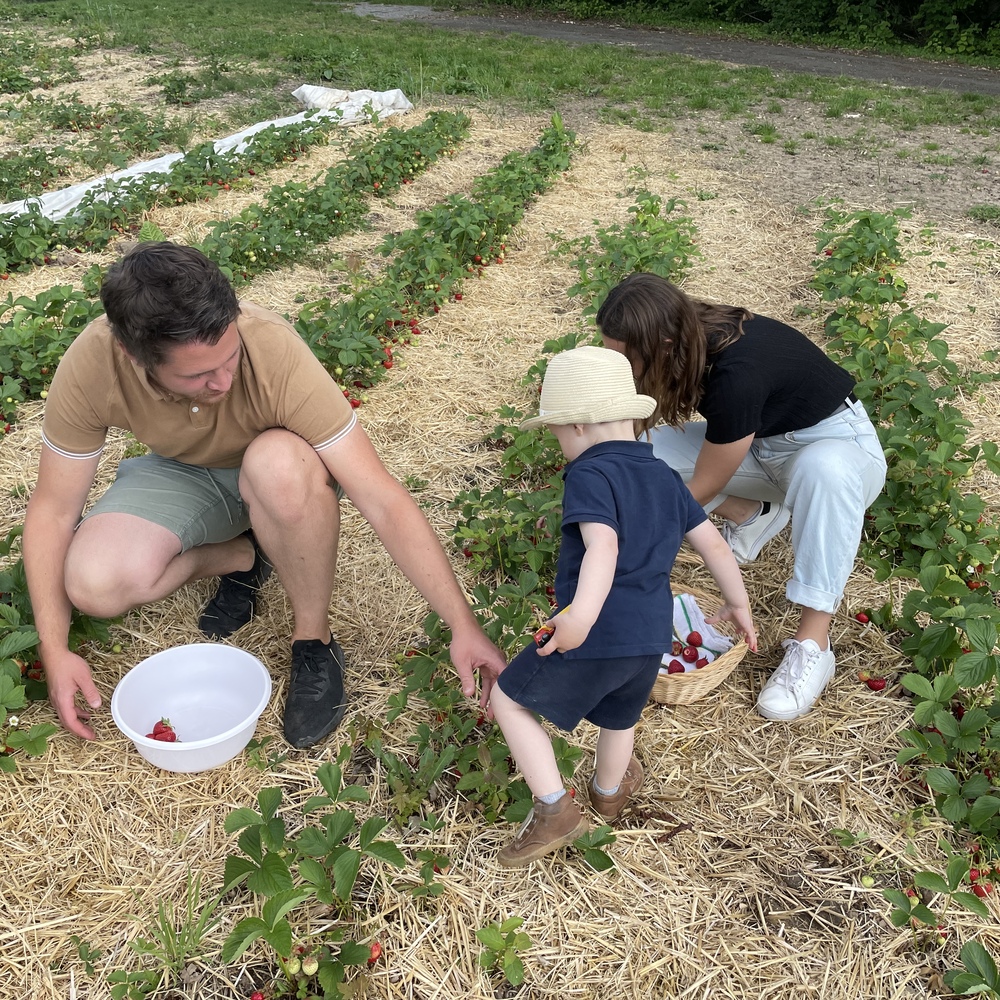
721;501;790;564
756;638;836;721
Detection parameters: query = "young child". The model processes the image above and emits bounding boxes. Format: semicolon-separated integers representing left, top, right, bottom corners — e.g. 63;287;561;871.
490;346;757;868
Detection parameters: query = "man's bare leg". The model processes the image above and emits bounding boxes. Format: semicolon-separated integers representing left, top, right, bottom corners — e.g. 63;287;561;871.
65;514;252;619
237;428;341;643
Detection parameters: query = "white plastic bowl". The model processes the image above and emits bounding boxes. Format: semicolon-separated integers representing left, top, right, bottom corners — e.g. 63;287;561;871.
111;643;272;772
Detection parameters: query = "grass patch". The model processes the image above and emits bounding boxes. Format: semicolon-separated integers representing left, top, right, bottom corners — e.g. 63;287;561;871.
966;203;1000;224
7;0;1000;131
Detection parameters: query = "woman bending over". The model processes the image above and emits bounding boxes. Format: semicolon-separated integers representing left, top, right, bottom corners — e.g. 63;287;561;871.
596;272;886;720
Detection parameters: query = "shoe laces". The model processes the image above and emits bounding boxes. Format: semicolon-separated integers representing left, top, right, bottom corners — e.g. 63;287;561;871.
719;519;740;548
291;643;333;697
774;639;819;691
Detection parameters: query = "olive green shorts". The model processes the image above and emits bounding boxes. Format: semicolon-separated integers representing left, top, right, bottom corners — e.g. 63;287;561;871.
83;454;250;552
85;452;344;552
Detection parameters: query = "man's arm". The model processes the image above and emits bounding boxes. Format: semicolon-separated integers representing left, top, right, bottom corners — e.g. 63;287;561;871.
23;446;103;739
319;424;506;709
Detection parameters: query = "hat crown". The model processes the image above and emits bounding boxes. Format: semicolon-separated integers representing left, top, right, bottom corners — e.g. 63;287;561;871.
520;346;657;430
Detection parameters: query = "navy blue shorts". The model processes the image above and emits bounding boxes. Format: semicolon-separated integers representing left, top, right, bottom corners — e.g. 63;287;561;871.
497;644;662;731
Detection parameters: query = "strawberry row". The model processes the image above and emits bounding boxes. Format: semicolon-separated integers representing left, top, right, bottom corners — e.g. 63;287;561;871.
200;110;471;285
291;114;574;405
371;189;696;837
0;107;412;277
0;112;472;426
812;207;1000;957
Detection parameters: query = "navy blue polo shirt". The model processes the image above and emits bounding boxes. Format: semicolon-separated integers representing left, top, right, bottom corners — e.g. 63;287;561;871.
555;439;706;658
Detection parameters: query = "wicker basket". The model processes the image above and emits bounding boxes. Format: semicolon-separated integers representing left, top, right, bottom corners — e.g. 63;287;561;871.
650;589;749;706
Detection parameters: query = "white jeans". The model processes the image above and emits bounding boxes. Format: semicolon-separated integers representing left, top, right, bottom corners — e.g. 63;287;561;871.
647;398;887;614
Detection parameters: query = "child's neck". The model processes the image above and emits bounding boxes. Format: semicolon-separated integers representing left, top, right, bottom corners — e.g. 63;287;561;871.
564;419;639;460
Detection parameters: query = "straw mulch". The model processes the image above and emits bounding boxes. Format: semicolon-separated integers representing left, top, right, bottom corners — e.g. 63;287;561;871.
2;94;1000;1000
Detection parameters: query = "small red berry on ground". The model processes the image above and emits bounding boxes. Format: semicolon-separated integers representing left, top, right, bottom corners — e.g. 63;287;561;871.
866;677;887;691
854;611;869;624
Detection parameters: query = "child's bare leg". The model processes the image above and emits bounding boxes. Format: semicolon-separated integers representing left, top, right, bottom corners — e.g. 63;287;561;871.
594;726;635;792
491;686;563;798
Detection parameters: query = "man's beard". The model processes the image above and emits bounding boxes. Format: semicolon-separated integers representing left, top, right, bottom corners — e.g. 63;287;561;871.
147;372;232;405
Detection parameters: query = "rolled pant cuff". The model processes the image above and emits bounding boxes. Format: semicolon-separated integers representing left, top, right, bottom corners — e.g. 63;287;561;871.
786;581;841;615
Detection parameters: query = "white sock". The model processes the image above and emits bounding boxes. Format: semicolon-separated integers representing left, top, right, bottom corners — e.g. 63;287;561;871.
538;788;566;804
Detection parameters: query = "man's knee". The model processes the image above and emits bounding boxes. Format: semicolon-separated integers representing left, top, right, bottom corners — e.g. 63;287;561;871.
65;556;141;617
64;536;167;617
240;430;336;514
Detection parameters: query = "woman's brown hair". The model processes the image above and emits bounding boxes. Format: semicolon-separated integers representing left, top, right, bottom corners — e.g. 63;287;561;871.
595;272;751;431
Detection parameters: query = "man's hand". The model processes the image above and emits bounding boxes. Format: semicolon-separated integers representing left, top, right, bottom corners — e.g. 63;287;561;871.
43;648;102;740
448;624;507;715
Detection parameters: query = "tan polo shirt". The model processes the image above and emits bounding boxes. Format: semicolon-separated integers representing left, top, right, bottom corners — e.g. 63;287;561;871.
41;301;356;468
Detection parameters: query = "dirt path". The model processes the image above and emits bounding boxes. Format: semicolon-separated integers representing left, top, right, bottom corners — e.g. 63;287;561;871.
347;2;1000;96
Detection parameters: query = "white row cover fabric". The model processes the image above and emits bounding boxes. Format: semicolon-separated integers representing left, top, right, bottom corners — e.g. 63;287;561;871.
0;87;413;222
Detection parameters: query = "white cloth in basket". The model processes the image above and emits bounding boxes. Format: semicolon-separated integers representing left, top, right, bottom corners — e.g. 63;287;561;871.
659;593;734;674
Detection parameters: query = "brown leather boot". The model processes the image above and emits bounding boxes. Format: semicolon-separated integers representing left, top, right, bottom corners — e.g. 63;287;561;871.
497;793;589;868
588;755;644;820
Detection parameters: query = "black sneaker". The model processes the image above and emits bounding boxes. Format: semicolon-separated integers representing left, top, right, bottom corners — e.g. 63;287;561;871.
283;637;347;748
198;531;273;640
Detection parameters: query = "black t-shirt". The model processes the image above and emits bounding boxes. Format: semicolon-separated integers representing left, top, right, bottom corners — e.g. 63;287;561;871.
698;314;855;444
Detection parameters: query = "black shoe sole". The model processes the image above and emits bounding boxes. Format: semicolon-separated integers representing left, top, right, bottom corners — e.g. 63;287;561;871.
283;701;347;749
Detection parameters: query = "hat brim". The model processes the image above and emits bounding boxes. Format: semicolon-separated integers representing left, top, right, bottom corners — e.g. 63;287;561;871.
519;394;657;431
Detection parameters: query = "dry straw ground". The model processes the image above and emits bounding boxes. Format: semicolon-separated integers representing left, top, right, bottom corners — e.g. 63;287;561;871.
2;41;1000;1000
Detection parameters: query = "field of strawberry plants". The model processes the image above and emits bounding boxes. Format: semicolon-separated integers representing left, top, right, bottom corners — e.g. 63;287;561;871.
2;5;1000;1000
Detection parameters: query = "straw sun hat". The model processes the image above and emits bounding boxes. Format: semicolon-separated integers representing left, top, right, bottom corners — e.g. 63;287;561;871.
519;345;657;431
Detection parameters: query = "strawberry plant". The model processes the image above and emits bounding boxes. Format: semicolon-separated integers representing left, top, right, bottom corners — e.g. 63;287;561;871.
551;190;701;319
946;940;1000;997
476;916;532;988
220;749;405;995
811;207;1000;839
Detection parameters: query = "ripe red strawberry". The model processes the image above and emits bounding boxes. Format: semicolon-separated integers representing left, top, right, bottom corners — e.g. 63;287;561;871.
153;730;177;742
368;941;382;965
974;883;991;898
695;657;709;669
666;659;685;674
152;718;172;736
866;677;887;691
970;868;981;882
686;631;703;647
681;645;699;663
250;993;265;1000
454;293;463;301
855;611;869;624
671;640;684;656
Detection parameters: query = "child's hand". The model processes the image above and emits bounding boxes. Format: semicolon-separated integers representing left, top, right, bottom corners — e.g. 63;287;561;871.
537;608;591;656
706;604;758;653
